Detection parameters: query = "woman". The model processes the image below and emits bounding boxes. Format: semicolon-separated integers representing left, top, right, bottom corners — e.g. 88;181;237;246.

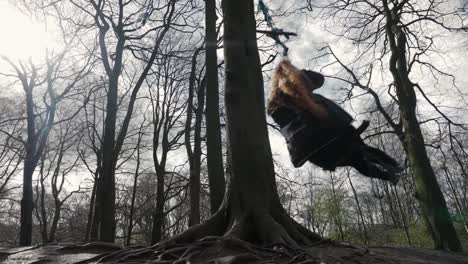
267;60;400;184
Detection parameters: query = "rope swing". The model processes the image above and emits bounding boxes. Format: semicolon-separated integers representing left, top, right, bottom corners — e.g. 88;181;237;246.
257;0;297;57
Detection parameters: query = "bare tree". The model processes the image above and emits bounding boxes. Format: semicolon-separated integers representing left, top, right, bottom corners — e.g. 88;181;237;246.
34;119;84;243
0;98;23;199
127;0;324;247
185;46;204;227
125;116;148;246
1;46;91;245
204;0;225;215
314;0;467;251
149;50;188;244
61;0;183;242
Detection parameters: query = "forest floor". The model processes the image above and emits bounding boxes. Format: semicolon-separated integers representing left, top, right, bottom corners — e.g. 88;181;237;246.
1;239;468;264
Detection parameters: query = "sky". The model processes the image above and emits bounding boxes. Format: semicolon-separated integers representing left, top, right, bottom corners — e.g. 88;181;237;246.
0;1;57;62
0;0;466;191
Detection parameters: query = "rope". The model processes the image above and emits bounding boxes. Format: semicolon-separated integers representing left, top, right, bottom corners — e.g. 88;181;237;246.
257;0;296;57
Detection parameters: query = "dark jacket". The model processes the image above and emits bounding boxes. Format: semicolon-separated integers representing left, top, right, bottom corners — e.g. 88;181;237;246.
270;94;355;169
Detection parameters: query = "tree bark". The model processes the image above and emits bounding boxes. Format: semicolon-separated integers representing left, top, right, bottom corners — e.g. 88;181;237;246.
126;127;143;246
330;174;344;241
48;201;61;243
20;164;35;246
19;81;38;246
38;157;48;243
151;167;166;244
205;0;225;215
186;48;203;227
96;74;119;243
382;0;462;251
176;0;318;245
92;17;124;241
19;66;56;245
91;0;176;242
392;185;412;246
85;175;97;242
138;0;321;248
347;172;368;244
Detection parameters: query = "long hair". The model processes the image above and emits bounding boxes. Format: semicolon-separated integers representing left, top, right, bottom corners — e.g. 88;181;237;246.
268;60;300;114
268;60;324;114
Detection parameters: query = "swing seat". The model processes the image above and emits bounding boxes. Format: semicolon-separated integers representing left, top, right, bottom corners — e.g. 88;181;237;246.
273;105;355;169
282;122;355;170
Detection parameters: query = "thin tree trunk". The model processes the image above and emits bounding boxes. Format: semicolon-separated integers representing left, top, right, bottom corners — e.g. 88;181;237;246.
186;48;203;227
84;93;101;242
442;158;468;235
383;182;399;226
126;128;143;246
85;176;97;242
347;171;368;244
151;167;166;244
38;157;48;243
48;202;62;243
188;79;205;226
392;185;412;246
205;0;225;215
330;173;344;241
150;88;169;244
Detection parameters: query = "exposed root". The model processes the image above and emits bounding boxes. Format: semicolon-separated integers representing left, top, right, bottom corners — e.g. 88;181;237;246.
160;207;227;247
94;207;328;263
5;242;466;264
97;237;317;263
58;242;123;251
256;211;298;246
0;245;42;261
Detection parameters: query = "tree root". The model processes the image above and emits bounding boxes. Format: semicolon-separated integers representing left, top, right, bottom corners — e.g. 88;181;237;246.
58;242;123;251
95;207;328;263
97;236;319;263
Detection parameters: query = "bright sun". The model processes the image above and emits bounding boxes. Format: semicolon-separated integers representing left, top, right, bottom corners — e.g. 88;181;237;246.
0;2;57;62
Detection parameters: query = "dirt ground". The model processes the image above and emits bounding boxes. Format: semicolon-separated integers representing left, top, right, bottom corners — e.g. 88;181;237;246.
1;239;468;264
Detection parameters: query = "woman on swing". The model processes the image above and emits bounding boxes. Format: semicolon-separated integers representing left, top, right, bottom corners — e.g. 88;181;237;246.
268;60;401;184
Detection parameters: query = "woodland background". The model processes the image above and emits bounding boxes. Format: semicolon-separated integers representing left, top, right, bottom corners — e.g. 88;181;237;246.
0;0;467;251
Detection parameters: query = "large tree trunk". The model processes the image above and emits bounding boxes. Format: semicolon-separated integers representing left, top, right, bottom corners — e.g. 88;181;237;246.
91;15;125;241
151;0;321;247
19;85;37;246
383;0;462;251
221;0;287;240
204;0;225;215
96;75;119;243
401;110;461;251
20;164;35;246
